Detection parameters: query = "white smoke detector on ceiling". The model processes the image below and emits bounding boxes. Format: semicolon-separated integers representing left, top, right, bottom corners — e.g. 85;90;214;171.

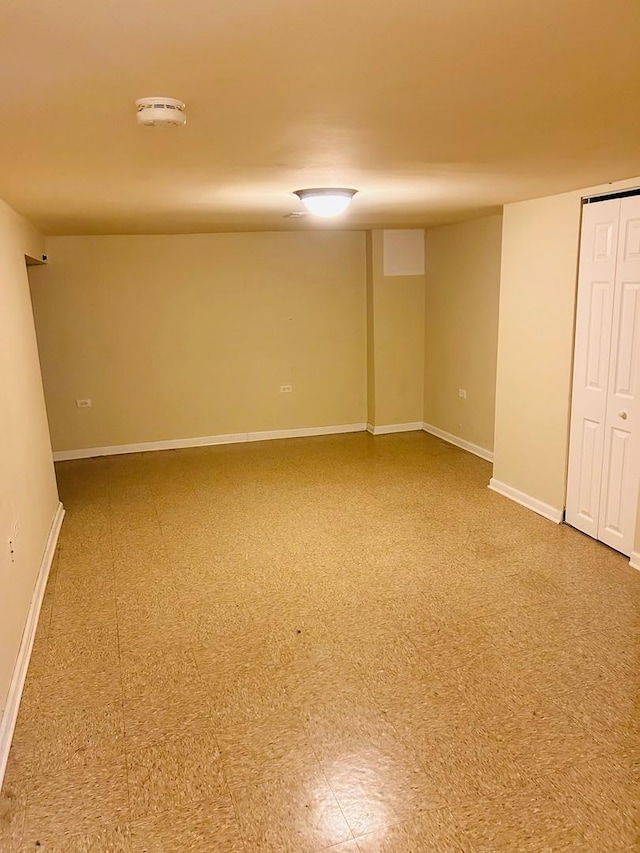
135;97;186;127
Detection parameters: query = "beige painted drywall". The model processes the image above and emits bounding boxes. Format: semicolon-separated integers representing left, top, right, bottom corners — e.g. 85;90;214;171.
366;231;425;428
493;175;640;526
29;232;367;451
424;215;502;451
0;200;59;720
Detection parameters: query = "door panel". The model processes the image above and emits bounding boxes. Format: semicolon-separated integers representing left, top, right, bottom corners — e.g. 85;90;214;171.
600;427;629;539
612;281;639;396
598;197;640;555
584;281;611;391
566;199;620;538
623;218;640;260
575;419;599;522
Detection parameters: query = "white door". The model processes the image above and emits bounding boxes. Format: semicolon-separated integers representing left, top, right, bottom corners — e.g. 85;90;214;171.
598;196;640;554
566;199;620;541
566;195;640;556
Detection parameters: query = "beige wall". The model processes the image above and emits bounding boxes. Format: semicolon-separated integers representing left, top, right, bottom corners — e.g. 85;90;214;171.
367;231;425;427
0;200;59;723
493;175;640;521
29;232;367;451
424;215;502;451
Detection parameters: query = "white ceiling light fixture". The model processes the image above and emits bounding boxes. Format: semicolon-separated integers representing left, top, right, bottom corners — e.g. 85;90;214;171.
294;188;357;218
135;97;186;127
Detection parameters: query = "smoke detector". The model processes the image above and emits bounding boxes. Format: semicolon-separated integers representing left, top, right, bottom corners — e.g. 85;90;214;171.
135;97;186;127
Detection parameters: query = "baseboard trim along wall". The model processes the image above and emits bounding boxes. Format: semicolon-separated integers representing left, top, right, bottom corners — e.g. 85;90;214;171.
366;422;424;435
52;423;368;461
488;478;564;524
422;422;494;463
629;552;640;571
0;501;65;791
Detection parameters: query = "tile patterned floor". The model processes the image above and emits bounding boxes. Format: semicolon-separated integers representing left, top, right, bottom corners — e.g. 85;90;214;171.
1;432;639;851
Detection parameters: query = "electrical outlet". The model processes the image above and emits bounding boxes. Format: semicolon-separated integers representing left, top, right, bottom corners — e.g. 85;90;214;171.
458;389;467;399
76;398;92;408
280;385;293;393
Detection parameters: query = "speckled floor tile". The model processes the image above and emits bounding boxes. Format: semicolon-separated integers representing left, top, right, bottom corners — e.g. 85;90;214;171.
190;620;282;674
482;694;604;778
218;712;321;791
366;665;479;730
0;772;27;853
130;796;244;852
535;754;640;850
281;652;370;719
8;667;124;784
49;574;117;636
355;808;474;852
320;731;444;837
115;585;186;639
29;699;125;776
495;627;638;698
44;625;120;684
450;781;590;851
198;659;289;729
20;823;132;852
22;759;130;848
57;539;112;570
548;675;640;753
231;768;352;853
402;716;527;806
19;659;123;726
305;698;398;764
5;433;639;850
119;642;201;700
402;617;511;682
125;731;226;821
111;542;169;577
122;681;215;752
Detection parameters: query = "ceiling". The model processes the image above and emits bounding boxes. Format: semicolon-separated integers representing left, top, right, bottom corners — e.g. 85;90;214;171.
2;0;640;235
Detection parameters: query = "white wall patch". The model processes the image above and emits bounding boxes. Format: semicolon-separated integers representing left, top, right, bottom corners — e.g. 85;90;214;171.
383;230;425;277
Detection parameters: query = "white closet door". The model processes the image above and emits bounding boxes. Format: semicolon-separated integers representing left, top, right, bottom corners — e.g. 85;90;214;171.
598;196;640;555
566;199;620;540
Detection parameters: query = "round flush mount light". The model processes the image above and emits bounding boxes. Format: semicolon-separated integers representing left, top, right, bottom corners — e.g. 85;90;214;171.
135;97;186;127
293;188;357;218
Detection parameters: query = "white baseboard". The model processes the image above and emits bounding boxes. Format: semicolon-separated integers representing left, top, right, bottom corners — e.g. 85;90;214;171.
422;422;494;462
629;551;640;571
367;422;424;436
52;423;367;462
488;478;563;524
0;501;64;791
245;423;365;442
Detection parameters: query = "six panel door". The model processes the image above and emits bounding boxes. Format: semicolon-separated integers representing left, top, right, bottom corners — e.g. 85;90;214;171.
567;195;640;557
566;199;620;542
597;196;640;555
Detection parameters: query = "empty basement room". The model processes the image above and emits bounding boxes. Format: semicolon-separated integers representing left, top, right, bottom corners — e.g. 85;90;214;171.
1;3;640;852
